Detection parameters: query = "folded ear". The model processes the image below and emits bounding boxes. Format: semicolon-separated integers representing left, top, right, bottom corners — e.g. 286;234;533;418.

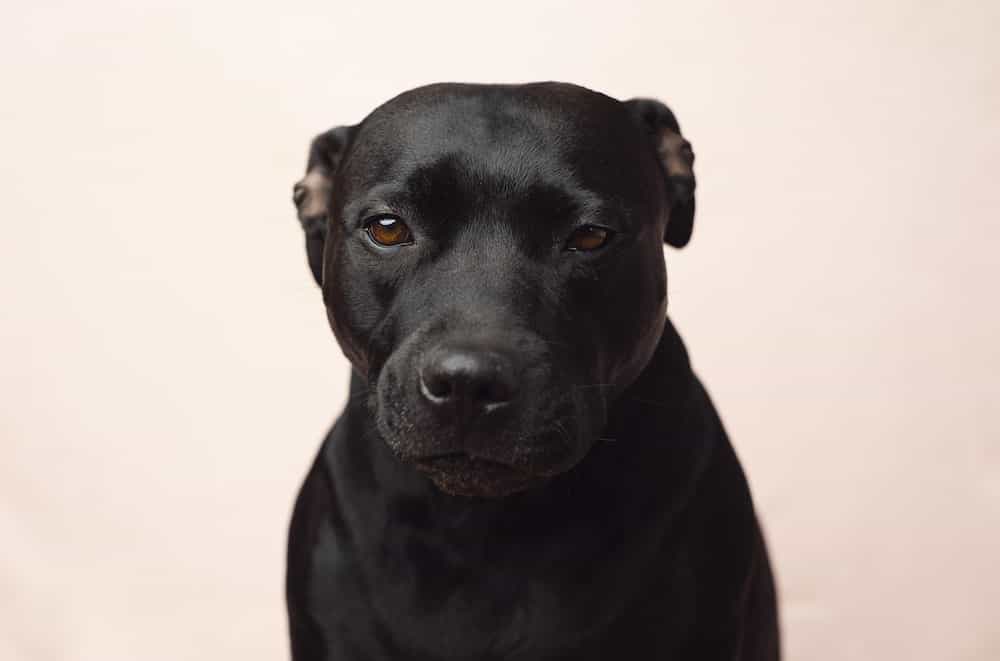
292;125;356;285
623;98;696;248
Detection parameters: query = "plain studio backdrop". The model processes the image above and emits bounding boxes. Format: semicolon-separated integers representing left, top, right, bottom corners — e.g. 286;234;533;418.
1;1;997;659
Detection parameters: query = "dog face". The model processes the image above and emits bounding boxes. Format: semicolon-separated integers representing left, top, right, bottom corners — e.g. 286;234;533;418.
293;83;695;497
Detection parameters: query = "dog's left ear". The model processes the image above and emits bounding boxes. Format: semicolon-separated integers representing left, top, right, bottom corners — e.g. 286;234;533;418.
292;125;356;286
624;98;696;248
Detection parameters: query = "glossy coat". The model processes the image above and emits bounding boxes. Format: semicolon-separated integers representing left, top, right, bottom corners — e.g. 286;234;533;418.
287;83;779;660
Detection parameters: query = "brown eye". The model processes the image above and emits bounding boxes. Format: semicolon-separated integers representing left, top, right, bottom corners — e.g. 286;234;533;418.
565;225;613;252
365;216;413;246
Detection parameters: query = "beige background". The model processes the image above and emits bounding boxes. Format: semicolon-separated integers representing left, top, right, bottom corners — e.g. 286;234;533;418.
2;1;998;659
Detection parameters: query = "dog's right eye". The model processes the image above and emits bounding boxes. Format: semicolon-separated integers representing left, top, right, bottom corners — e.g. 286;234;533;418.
365;216;414;247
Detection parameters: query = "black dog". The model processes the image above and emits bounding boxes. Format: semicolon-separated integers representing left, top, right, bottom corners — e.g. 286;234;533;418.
287;82;779;660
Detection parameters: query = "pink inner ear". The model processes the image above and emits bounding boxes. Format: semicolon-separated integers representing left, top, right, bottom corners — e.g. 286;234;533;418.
657;131;694;178
295;168;333;220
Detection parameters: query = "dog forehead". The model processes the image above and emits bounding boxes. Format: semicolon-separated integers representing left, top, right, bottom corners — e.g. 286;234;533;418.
346;83;644;182
372;82;618;136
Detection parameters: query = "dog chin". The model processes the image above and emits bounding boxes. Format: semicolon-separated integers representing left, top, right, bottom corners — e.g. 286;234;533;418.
414;455;551;498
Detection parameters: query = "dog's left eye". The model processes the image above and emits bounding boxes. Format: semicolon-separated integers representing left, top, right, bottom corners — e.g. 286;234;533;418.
565;225;614;252
365;215;414;247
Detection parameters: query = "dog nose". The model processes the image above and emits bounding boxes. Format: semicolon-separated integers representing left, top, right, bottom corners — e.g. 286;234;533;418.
419;346;518;419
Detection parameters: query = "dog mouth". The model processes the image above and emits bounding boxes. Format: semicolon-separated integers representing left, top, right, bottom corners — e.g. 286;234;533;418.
414;452;549;498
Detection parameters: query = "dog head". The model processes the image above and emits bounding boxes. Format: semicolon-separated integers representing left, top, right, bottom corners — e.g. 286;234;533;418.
292;83;695;497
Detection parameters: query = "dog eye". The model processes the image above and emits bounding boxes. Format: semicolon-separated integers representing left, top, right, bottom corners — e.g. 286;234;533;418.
565;225;614;252
365;216;414;247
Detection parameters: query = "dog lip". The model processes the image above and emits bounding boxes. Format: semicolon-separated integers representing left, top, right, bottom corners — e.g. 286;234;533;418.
408;436;579;475
414;451;526;473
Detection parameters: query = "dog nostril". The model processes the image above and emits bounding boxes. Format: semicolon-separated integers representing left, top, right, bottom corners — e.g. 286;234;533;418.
422;372;453;400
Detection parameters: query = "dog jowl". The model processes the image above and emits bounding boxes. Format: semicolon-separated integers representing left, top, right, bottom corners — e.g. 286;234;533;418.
287;82;779;660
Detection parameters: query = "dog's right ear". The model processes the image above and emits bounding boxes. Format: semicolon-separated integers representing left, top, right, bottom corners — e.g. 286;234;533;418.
292;125;356;286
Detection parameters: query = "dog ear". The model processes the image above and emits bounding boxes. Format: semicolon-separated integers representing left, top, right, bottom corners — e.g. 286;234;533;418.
624;98;696;248
292;125;356;286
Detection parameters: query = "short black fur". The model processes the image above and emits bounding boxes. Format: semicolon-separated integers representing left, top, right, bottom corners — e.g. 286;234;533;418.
287;82;779;660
